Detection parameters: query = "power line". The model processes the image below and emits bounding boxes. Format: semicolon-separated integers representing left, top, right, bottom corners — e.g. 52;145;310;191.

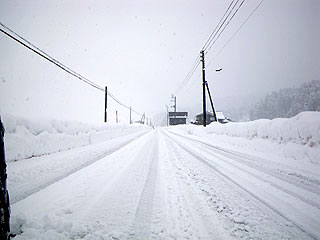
0;26;103;91
202;0;237;51
0;22;144;117
207;0;265;68
173;0;244;98
178;73;201;99
205;0;246;54
0;22;103;91
174;55;201;95
169;0;262;116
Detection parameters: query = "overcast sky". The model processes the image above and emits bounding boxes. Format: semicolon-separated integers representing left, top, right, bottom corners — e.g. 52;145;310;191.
1;0;319;124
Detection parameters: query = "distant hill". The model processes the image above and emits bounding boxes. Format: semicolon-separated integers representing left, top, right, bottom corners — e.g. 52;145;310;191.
250;80;320;120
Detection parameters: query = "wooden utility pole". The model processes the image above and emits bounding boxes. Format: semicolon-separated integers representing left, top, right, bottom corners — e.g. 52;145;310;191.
174;96;177;112
130;106;132;124
206;82;217;122
104;86;107;123
0;117;11;240
166;105;169;126
116;111;118;123
201;50;206;127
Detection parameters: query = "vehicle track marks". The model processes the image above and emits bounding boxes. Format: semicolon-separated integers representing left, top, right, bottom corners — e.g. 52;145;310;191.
128;132;159;239
12;131;149;204
164;130;319;240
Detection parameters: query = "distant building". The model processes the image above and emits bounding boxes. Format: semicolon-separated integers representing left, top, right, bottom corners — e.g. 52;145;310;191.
216;111;231;124
194;111;215;125
194;111;230;125
168;111;188;125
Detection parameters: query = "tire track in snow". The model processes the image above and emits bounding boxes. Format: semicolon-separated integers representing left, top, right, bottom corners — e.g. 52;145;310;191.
168;131;320;196
161;131;231;240
69;130;157;230
128;131;159;239
163;131;302;240
12;131;149;204
164;130;319;240
11;130;157;239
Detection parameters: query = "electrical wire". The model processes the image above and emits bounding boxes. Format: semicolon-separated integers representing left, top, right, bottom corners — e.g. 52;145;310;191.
202;0;237;51
174;56;201;95
0;22;144;117
0;22;103;91
207;0;265;68
205;0;246;54
173;0;244;98
169;0;262;112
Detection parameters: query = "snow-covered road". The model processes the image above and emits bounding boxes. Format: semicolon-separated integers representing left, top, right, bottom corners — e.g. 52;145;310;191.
9;129;320;240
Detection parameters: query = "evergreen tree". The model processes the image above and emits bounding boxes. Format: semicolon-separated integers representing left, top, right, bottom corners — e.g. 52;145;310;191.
251;80;320;120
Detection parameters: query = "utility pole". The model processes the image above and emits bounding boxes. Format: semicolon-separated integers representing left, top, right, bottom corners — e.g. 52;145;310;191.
201;50;206;127
206;82;217;122
140;113;145;125
116;111;118;123
130;106;132;124
104;86;107;123
166;105;169;126
0;117;11;240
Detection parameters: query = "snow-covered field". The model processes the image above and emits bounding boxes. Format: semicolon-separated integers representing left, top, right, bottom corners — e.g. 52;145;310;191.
3;112;320;240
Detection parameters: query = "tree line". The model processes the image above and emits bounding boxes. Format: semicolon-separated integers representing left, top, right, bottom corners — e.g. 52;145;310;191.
250;80;320;120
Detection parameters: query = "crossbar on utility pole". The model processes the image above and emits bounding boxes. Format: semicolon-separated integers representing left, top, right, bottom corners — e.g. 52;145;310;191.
201;50;206;127
104;86;107;123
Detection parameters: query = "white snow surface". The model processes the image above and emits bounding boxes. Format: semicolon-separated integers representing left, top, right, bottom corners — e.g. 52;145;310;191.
171;111;320;165
5;112;320;240
2;114;150;162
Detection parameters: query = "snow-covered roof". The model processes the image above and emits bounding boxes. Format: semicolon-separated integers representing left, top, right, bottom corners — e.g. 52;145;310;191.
196;111;226;120
216;111;225;120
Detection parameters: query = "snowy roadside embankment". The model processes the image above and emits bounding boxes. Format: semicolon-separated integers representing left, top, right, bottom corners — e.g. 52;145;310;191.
169;112;320;165
205;111;320;146
173;111;320;146
2;114;150;162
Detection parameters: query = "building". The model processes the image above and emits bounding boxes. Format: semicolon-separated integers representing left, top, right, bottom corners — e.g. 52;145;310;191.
216;111;231;124
194;111;215;125
168;111;188;125
194;111;230;125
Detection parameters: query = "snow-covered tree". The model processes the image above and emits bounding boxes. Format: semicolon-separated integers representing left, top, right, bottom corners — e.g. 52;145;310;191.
250;80;320;120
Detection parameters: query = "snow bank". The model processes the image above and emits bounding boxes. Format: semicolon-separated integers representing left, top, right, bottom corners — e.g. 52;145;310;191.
174;112;320;146
169;112;320;165
2;114;150;162
206;111;320;146
11;213;123;240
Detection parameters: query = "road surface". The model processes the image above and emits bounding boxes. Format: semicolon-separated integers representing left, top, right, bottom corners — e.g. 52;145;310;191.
9;129;320;240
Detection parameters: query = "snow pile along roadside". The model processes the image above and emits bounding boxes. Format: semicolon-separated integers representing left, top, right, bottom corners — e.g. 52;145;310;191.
2;114;150;162
205;111;320;146
169;112;320;165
